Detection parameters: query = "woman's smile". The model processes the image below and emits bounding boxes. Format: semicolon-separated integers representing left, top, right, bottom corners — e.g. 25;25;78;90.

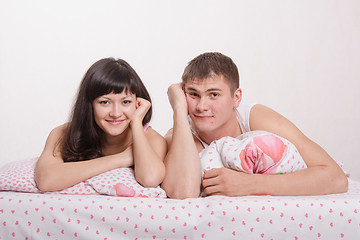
106;119;126;125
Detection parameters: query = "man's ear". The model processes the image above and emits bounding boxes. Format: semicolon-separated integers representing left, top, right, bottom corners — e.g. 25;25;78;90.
233;88;242;108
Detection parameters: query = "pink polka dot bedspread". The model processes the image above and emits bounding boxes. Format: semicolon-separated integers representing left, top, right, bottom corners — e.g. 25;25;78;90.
1;180;360;239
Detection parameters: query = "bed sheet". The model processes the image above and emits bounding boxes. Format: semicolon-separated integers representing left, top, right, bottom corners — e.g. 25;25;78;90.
1;179;360;240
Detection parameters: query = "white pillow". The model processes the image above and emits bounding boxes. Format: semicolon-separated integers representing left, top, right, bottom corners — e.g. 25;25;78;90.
0;157;166;198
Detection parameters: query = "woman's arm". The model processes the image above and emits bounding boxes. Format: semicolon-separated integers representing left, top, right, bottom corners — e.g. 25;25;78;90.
161;83;202;199
202;104;348;196
34;124;133;192
129;98;167;188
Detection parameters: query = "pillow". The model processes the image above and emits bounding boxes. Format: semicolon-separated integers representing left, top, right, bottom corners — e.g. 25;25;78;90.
200;130;350;176
0;157;166;198
200;131;308;175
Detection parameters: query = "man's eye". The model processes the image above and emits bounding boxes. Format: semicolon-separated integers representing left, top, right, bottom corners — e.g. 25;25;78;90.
187;92;198;97
211;93;219;98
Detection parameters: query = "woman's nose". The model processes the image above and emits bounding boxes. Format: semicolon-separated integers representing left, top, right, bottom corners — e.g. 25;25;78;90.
109;104;122;118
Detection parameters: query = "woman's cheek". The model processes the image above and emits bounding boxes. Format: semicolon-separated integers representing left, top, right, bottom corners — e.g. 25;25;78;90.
125;105;137;118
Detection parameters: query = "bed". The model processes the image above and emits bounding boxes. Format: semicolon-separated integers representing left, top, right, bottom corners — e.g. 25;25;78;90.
1;158;360;239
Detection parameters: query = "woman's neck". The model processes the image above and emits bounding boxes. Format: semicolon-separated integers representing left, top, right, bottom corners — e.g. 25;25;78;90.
102;128;133;156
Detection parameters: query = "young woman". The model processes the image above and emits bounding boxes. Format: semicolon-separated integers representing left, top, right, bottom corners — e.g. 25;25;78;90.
34;58;166;192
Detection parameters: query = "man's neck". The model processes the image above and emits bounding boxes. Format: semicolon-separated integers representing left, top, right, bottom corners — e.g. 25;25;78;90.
197;114;242;145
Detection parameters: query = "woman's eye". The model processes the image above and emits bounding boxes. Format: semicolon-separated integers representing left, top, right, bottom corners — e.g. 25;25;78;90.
123;100;132;105
100;100;110;104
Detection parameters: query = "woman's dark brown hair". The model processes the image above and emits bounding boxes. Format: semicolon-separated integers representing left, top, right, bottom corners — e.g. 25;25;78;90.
61;58;152;162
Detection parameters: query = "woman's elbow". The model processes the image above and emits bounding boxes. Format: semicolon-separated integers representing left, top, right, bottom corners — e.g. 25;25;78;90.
34;176;54;192
34;172;59;192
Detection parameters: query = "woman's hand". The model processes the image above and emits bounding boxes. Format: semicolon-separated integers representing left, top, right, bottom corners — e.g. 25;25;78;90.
128;97;151;126
113;144;134;168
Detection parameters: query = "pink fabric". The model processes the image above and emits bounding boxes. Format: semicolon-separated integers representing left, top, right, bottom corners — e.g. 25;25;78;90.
201;131;307;175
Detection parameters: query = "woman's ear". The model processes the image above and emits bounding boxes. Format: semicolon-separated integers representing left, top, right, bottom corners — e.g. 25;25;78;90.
233;88;242;109
136;98;140;108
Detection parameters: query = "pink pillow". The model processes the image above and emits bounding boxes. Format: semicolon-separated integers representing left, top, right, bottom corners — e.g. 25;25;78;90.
0;158;166;198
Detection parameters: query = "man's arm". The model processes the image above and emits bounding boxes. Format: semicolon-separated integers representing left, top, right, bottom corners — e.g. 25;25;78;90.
161;83;202;199
202;104;348;196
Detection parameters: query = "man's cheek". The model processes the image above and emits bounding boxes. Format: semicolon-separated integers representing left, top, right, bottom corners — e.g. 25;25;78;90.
185;98;194;110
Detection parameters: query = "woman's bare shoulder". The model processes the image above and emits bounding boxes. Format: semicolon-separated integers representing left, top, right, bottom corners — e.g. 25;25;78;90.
44;123;69;146
145;126;165;140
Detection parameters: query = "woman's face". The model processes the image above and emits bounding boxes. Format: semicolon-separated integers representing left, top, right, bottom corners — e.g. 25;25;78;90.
93;91;137;138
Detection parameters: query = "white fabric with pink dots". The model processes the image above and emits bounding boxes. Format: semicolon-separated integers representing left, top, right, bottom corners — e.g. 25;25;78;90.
0;157;166;198
1;180;360;239
200;130;307;175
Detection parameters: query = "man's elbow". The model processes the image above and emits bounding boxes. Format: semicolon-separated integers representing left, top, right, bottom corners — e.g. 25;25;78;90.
136;171;165;189
333;172;348;194
162;183;200;199
170;191;199;199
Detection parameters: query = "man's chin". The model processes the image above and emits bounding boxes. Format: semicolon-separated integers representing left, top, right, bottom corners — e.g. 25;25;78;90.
193;124;213;134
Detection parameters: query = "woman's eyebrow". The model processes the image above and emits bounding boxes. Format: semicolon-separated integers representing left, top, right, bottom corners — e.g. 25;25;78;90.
100;94;135;100
122;95;136;99
100;96;112;100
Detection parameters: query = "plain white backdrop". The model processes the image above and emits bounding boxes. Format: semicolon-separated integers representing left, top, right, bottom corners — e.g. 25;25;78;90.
1;0;359;180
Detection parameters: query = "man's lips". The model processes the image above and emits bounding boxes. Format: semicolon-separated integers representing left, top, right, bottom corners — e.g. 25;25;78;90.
193;115;213;119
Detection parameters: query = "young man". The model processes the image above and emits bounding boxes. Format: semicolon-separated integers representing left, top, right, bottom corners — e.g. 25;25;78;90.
162;52;348;199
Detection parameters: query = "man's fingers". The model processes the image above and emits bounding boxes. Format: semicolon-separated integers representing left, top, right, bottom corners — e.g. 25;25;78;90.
203;168;220;179
203;184;222;196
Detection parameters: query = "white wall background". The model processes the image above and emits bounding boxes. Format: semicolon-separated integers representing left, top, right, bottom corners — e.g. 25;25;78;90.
1;0;359;180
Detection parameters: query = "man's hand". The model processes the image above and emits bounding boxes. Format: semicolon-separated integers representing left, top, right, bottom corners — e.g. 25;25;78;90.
167;83;188;114
202;168;255;196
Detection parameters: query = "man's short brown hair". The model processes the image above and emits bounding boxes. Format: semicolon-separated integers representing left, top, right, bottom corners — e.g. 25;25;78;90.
182;52;240;93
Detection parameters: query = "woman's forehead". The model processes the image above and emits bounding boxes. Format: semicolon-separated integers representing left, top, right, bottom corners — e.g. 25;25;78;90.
99;91;136;99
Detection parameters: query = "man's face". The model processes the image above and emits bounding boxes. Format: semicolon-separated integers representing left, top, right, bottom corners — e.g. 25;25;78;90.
184;75;241;135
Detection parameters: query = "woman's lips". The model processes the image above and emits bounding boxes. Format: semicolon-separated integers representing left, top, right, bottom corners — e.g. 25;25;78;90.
106;120;125;125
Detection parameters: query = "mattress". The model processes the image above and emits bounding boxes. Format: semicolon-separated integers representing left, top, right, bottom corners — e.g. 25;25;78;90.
1;179;360;240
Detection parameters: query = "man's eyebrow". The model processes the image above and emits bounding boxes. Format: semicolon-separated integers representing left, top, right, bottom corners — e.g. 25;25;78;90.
185;87;223;92
205;88;222;92
185;87;198;92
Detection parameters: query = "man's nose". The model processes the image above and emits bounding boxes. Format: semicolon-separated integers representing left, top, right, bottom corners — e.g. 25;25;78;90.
196;97;209;111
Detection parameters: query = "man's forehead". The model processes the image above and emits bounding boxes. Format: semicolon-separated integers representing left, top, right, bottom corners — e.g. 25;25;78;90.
185;75;229;90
